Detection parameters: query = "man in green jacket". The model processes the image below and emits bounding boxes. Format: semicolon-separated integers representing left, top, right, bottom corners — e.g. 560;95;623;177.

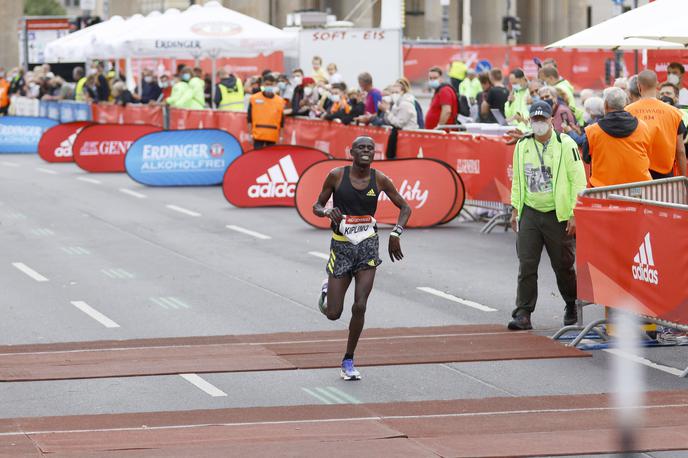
458;69;482;101
505;68;530;131
166;67;204;110
509;101;587;331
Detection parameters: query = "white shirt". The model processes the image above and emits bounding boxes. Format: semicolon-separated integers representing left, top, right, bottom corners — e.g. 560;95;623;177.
679;87;688;106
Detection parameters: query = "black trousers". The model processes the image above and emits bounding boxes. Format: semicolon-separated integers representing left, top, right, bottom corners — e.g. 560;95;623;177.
450;77;462;93
253;140;275;150
513;206;577;318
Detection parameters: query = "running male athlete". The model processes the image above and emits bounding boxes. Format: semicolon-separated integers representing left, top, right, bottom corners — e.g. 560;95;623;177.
313;136;411;380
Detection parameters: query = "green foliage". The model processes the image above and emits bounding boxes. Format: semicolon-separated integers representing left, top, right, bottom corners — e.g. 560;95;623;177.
24;0;67;16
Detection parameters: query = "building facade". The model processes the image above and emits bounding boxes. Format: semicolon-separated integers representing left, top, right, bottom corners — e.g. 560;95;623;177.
0;0;652;70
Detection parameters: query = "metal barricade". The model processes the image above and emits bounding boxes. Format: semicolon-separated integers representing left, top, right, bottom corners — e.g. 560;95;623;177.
553;177;688;377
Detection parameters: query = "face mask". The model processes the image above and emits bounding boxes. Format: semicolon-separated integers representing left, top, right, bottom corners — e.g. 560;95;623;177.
278;82;286;91
181;73;191;82
428;79;440;89
263;86;275;94
512;84;522;91
251;87;261;94
391;93;401;104
144;76;153;83
88;68;98;76
160;81;169;88
542;98;554;108
531;95;541;103
329;94;341;102
660;95;675;106
382;95;392;104
667;74;680;85
531;121;550;136
293;76;302;85
583;112;592;123
304;86;313;96
318;87;326;96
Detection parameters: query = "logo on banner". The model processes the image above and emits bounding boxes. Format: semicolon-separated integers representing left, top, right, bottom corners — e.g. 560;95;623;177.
456;159;480;174
191;21;242;36
210;143;224;157
248;155;299;198
631;232;659;285
140;143;226;171
54;131;79;157
80;140;133;156
379;179;429;208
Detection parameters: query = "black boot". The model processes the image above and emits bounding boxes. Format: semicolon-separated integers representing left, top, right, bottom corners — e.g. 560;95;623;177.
564;302;578;326
508;314;532;330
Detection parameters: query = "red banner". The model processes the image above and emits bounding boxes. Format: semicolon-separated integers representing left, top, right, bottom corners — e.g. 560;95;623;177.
38;121;93;163
215;111;251;151
73;124;161;173
295;159;463;229
576;197;688;325
122;105;164;127
223;145;329;207
403;44;688;91
396;131;513;204
91;104;123;124
168;108;218;131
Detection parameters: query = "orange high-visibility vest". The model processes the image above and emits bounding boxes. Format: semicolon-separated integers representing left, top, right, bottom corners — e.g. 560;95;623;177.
626;98;683;174
249;92;284;143
585;119;652;187
0;79;9;108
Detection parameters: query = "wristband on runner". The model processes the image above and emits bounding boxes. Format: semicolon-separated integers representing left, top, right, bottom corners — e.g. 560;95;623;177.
391;225;404;237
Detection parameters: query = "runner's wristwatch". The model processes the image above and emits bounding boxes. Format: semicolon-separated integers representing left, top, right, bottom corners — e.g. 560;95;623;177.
391;225;404;237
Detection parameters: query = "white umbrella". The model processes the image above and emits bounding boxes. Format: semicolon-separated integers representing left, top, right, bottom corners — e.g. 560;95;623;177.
113;1;296;59
624;0;688;45
546;0;683;50
44;16;124;62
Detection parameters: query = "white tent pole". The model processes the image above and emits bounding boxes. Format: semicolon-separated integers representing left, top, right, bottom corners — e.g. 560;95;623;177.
138;59;143;98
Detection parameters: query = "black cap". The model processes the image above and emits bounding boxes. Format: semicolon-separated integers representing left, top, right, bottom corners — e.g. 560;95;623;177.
529;101;552;118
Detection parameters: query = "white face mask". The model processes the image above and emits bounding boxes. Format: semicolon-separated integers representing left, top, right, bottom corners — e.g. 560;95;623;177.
531;120;551;136
144;76;153;83
382;95;392;103
88;68;98;76
583;112;592;124
329;94;341;102
512;84;522;91
667;73;680;85
391;93;401;104
304;86;313;96
293;76;302;85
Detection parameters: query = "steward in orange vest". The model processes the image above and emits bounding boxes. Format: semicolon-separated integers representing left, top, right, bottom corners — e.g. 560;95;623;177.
247;75;284;150
583;88;652;187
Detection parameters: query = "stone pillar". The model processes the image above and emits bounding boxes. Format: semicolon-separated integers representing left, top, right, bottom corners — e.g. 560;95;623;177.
566;0;587;37
110;0;140;17
516;0;541;44
539;0;559;46
471;0;507;45
0;0;22;70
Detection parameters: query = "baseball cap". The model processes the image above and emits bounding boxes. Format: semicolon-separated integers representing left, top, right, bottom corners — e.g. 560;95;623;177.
529;101;552;118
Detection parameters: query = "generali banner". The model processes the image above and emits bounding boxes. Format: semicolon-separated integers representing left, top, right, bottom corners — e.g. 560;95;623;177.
223;145;329;207
396;131;513;205
38;121;93;163
125;129;242;186
73;124;162;173
576;197;688;325
295;159;464;228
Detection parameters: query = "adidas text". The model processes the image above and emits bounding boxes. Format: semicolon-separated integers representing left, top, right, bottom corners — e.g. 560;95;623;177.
631;265;659;285
248;182;296;198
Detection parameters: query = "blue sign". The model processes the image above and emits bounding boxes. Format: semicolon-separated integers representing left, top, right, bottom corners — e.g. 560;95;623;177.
475;59;492;73
125;129;242;186
0;116;59;154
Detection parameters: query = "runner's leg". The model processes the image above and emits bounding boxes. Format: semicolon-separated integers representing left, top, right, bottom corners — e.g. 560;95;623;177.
346;268;376;356
325;275;352;321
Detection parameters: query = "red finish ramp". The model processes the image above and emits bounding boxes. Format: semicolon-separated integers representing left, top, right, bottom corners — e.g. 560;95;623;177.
0;325;587;382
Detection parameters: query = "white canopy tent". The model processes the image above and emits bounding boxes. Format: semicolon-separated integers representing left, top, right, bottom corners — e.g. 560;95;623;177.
44;16;125;63
624;0;688;46
546;0;683;50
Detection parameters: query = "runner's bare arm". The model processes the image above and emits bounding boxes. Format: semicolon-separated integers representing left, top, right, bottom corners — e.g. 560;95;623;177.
378;171;411;262
313;168;343;225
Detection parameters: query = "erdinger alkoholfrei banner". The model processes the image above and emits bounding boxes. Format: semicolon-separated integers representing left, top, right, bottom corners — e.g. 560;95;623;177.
295;158;465;228
223;145;329;207
0;116;59;154
125;129;242;186
73;124;161;173
38;121;93;163
576;197;688;326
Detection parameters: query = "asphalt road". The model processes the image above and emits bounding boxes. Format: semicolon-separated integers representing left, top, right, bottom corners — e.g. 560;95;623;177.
1;154;686;457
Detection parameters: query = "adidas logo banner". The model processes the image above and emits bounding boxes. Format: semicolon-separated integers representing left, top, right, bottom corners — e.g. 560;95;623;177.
222;146;329;208
631;232;659;285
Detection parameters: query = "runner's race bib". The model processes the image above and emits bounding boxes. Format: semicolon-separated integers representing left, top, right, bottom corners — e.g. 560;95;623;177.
339;215;376;245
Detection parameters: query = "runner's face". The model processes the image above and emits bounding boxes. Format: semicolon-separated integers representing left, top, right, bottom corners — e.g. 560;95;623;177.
351;141;375;166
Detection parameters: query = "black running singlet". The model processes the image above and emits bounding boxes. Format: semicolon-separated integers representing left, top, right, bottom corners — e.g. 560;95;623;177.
332;166;378;231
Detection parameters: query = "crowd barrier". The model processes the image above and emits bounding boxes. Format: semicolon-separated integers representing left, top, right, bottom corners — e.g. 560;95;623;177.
40;100;91;123
556;178;688;372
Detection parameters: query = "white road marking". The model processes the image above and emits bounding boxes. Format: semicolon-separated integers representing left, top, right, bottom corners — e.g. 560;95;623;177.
36;167;58;175
70;301;120;328
119;188;146;199
179;374;227;397
166;204;201;217
77;177;101;184
6;212;27;219
417;286;497;312
11;262;49;282
302;388;334;404
151;297;190;309
101;268;134;279
226;225;271;240
60;246;90;255
30;228;55;236
308;251;330;260
1;161;19;167
604;348;684;377
4;403;688;437
323;387;362;404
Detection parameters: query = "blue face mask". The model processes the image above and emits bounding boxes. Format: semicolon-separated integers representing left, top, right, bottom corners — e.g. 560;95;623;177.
181;73;191;82
428;79;441;89
531;95;541;103
263;86;275;94
278;82;286;90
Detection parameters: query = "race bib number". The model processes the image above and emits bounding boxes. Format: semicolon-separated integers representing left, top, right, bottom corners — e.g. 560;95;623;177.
339;215;376;245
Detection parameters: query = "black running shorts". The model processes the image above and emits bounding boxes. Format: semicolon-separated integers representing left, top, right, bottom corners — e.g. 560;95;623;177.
326;234;382;278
